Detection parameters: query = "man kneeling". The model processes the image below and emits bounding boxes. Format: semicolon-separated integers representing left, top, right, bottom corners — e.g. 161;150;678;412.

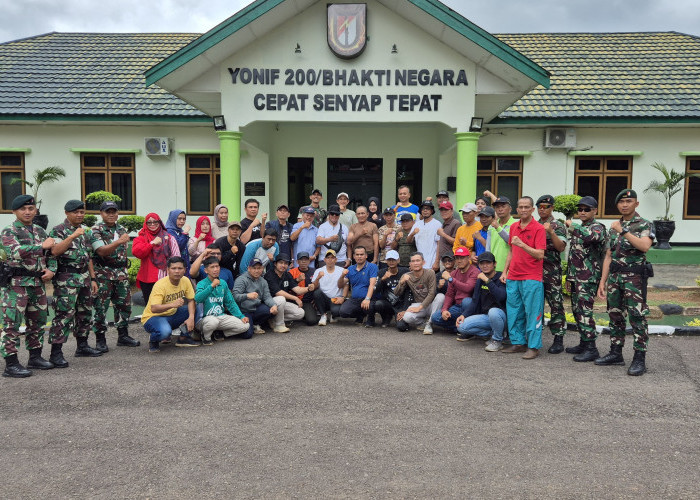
195;256;250;344
142;257;198;352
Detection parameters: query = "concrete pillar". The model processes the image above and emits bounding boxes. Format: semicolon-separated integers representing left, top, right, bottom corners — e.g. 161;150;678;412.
454;132;481;211
217;130;242;220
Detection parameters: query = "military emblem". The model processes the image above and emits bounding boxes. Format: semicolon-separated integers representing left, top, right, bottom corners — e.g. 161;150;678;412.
327;3;367;59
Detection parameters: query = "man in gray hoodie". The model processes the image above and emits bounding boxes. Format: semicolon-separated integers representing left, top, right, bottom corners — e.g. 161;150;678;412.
232;258;279;335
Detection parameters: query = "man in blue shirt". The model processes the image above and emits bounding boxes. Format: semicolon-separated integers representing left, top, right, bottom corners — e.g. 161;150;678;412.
239;229;280;272
291;206;320;269
337;246;378;325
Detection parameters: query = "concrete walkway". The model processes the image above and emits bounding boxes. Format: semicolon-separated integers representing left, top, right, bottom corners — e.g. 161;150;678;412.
649;264;700;287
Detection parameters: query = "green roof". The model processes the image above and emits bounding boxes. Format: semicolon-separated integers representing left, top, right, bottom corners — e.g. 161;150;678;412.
494;32;700;123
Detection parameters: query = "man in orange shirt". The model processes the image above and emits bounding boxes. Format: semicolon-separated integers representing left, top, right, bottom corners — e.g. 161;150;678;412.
453;203;482;253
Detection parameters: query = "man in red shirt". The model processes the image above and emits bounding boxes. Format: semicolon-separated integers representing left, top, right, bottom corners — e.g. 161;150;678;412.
500;196;546;359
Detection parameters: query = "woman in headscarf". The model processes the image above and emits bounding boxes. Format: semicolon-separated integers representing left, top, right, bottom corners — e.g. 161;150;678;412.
165;209;191;273
132;213;181;303
367;197;385;228
188;216;214;261
211;204;229;240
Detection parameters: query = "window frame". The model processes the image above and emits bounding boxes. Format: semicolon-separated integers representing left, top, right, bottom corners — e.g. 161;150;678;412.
574;156;633;219
0;152;26;213
186;154;220;215
476;156;524;214
684;156;700;220
80;153;136;214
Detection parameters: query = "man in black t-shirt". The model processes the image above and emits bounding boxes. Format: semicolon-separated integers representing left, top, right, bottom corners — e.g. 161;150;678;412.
240;198;267;244
215;221;245;280
265;204;294;259
264;253;305;332
370;250;409;327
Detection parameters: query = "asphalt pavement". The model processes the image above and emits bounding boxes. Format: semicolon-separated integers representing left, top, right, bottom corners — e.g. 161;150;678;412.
2;322;699;499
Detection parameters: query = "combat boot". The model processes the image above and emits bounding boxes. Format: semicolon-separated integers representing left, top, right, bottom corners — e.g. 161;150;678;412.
116;326;140;347
95;333;109;353
595;344;625;366
548;335;564;354
49;343;69;368
74;337;103;357
627;350;647;376
27;348;55;370
565;339;586;354
573;340;599;362
2;354;32;378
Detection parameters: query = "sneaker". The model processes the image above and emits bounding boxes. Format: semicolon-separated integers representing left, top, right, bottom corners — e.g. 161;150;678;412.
161;337;171;344
318;314;327;326
363;322;376;328
213;331;225;342
456;333;475;342
149;341;160;353
175;336;200;347
485;340;503;352
423;323;433;335
253;325;266;335
273;325;290;333
202;338;214;346
329;315;338;324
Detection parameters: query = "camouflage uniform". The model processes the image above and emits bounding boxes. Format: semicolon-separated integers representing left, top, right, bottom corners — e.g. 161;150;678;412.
567;219;607;341
91;221;131;336
540;216;567;337
606;212;654;351
0;221;57;357
48;220;102;344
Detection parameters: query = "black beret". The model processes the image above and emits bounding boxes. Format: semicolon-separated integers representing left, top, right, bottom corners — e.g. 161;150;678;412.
64;199;85;212
11;194;35;210
536;195;555;206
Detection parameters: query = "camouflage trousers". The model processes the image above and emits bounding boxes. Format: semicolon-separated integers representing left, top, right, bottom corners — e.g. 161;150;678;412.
544;268;566;336
48;284;93;344
92;276;131;335
570;280;598;341
0;285;48;358
607;273;649;351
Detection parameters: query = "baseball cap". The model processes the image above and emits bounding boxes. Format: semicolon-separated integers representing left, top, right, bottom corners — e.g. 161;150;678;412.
420;200;435;212
480;206;496;218
383;207;394;215
615;189;637;204
385;250;400;260
324;249;337;257
100;201;118;211
228;221;242;229
400;213;414;222
436;190;449;198
438;201;454;211
536;195;555;206
249;258;264;267
276;204;290;211
478;251;496;263
577;196;598;208
296;251;310;260
460;203;477;213
311;188;323;196
337;192;349;199
454;247;470;257
302;206;316;214
492;196;511;206
274;253;291;263
441;252;455;261
327;204;341;215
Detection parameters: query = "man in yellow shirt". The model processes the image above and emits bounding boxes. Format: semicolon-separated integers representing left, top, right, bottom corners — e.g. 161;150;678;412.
453;203;483;253
141;256;198;352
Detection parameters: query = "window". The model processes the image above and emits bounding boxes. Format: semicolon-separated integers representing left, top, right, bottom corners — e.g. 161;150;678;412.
685;157;700;219
0;152;26;213
81;153;135;213
574;157;632;218
477;156;523;213
186;155;220;214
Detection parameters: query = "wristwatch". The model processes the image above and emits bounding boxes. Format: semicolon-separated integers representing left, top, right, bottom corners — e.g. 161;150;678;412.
448;277;454;283
620;228;629;236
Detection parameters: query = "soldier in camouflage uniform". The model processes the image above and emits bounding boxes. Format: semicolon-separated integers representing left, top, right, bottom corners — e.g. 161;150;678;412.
48;200;103;361
565;196;607;362
536;195;568;354
1;195;57;377
596;189;655;376
91;201;140;351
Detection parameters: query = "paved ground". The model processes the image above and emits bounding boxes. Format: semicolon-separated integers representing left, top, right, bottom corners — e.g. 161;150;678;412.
2;322;699;499
649;264;700;287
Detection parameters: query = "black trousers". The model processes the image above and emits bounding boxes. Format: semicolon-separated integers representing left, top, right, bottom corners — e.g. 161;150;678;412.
370;299;397;325
302;302;320;326
339;297;367;322
313;289;342;318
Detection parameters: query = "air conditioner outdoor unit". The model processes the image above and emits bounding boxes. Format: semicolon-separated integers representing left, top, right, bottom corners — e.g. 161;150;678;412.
144;137;170;156
544;128;576;148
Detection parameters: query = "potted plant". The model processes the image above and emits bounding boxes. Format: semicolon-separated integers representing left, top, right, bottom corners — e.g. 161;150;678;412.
643;162;699;249
10;166;67;229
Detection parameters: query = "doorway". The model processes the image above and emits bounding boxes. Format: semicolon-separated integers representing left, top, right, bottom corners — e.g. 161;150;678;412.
327;158;383;210
288;157;314;217
396;158;423;204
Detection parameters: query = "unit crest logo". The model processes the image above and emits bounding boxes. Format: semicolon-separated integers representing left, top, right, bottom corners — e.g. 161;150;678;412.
327;3;367;59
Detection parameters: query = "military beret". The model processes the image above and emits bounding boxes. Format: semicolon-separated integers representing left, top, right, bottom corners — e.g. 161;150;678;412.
536;194;555;206
11;194;35;210
64;200;85;212
577;196;598;208
615;189;637;204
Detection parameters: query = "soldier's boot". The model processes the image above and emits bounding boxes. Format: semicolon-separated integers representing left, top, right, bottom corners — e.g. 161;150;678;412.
74;337;103;357
594;344;625;366
573;340;599;362
95;333;109;353
2;354;32;378
49;343;69;368
547;335;565;354
116;327;140;347
565;339;586;354
27;348;55;370
627;350;647;376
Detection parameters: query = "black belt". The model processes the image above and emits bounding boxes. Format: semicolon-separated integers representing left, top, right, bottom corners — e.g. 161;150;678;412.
57;264;88;274
94;260;128;269
609;262;653;277
11;268;44;278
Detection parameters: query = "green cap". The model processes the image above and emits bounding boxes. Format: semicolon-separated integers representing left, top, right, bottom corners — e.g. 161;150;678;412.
615;189;637;204
64;199;85;212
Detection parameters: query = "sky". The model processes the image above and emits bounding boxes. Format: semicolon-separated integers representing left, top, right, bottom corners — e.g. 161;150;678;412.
1;0;699;43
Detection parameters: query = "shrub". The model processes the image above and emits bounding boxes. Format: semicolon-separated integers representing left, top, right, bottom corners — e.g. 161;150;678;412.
554;194;582;219
82;214;98;228
127;257;140;286
685;318;700;327
85;190;122;205
118;215;145;234
696;277;700;287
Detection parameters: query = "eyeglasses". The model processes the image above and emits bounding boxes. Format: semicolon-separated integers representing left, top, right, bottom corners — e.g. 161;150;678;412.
577;207;593;213
538;204;552;209
146;220;160;225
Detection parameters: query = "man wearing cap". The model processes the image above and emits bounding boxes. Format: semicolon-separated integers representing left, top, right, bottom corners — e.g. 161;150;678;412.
336;192;358;228
536;195;568;354
488;195;517;272
436;200;460;261
312;250;346;325
291;207;320;269
455;251;508;351
289;252;320;325
377;207;398;267
596;189;655;376
426;247;479;334
0;195;57;377
266;204;294;258
348;205;379;264
216;220;246;280
240;198;267;244
391;185;419;221
453;203;482;254
371;249;409;327
473;206;496;257
564;195;607;362
297;189;327;227
239;228;279;273
393;252;436;332
264;254;305;332
232;258;279;335
391;213;418;267
500;196;546;359
412;200;442;271
91;201;140;352
317;204;349;267
48;200;103;361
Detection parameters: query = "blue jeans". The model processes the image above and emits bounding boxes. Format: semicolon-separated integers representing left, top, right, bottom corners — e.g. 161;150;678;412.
430;298;472;332
506;279;545;349
143;305;189;343
243;304;272;339
457;308;507;341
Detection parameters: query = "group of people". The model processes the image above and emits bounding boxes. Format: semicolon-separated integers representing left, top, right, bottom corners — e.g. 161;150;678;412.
1;184;655;378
